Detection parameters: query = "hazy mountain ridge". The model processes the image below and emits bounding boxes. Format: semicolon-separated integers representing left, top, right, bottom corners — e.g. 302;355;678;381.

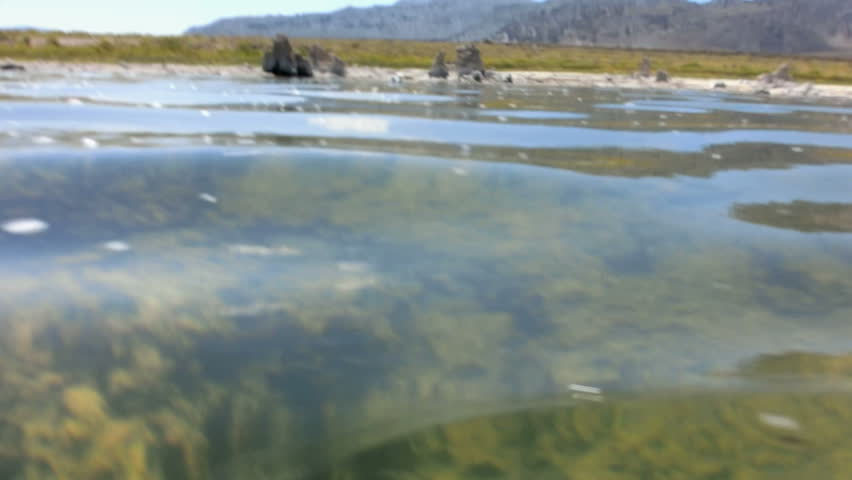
187;0;852;55
186;0;539;42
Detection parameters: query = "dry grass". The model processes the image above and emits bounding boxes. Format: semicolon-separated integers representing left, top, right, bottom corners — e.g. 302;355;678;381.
2;31;852;84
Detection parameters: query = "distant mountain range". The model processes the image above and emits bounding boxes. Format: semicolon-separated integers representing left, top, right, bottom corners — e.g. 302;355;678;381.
0;26;47;31
187;0;852;56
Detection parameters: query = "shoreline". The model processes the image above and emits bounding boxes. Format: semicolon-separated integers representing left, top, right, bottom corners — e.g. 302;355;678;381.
4;59;852;101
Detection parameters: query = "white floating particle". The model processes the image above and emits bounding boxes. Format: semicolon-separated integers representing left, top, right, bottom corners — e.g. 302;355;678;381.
198;193;218;204
318;139;328;147
759;413;800;431
2;218;49;235
202;135;213;145
200;110;211;117
479;103;487;109
149;101;163;109
452;167;468;176
497;116;508;123
569;384;602;395
32;136;55;145
81;138;99;149
67;98;83;106
659;114;668;119
711;153;723;160
103;241;131;252
791;146;804;153
518;152;529;161
508;103;517;109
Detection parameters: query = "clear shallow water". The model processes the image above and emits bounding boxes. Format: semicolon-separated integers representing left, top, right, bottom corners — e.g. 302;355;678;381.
1;74;852;479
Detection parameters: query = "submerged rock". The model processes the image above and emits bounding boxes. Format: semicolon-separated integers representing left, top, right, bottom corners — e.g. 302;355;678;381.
428;52;449;79
262;35;313;78
456;43;485;79
714;82;727;89
0;62;25;72
655;70;669;82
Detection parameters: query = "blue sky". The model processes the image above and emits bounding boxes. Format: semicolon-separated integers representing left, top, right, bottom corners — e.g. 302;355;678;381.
0;0;400;35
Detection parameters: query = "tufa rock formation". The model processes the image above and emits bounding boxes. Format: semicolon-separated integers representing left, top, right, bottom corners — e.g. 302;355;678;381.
428;52;449;79
309;44;347;77
262;35;313;77
638;56;652;78
309;44;332;68
295;54;313;77
329;55;346;77
455;44;485;80
758;63;794;85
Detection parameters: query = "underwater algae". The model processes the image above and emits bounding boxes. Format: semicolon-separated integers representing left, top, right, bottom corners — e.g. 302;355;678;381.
0;146;850;479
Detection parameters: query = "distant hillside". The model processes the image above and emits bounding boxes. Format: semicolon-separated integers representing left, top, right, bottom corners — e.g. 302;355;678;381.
187;0;539;42
187;0;852;55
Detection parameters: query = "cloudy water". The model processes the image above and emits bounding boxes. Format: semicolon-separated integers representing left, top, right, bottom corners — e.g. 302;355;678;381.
1;72;852;479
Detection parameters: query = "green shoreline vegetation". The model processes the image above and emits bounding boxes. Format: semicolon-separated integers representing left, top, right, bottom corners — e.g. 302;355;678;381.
3;30;852;83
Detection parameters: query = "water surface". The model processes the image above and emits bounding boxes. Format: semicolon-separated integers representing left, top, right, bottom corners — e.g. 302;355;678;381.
1;73;852;480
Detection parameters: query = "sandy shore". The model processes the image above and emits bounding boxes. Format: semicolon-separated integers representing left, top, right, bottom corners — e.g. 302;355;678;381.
4;59;852;101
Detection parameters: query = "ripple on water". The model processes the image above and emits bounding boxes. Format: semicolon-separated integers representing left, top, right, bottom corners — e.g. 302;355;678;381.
479;109;588;120
5;104;852;152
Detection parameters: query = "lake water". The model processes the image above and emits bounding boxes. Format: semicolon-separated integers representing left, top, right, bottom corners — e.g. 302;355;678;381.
1;72;852;480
